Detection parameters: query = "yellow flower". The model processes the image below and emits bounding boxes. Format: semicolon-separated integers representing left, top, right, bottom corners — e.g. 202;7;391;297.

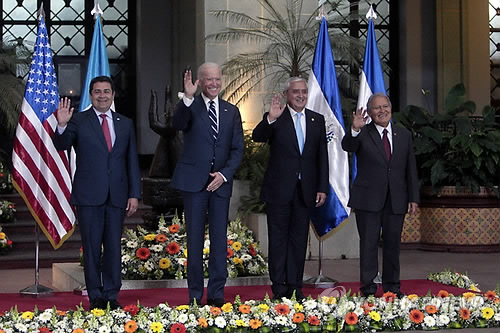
159;258;170;269
144;234;156;241
232;257;243;265
21;311;33;320
203;248;210;254
150;322;163;333
0;233;5;240
321;296;337;304
232;241;242;251
471;285;479;292
463;292;476;301
294;303;304;312
482;307;494;320
176;305;189;311
407;294;419;301
91;308;105;317
221;303;233;312
369;311;381;322
258;304;270;312
184;249;188;257
235;319;246;327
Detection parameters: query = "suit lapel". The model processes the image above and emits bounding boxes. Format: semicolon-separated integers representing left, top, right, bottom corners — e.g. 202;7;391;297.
367;122;388;163
284;107;301;154
218;100;229;139
112;112;123;151
87;110;109;152
195;95;214;141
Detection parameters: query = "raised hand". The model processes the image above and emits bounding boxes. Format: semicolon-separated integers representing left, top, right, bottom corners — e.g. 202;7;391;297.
268;94;286;122
56;97;74;127
183;69;199;99
352;107;368;132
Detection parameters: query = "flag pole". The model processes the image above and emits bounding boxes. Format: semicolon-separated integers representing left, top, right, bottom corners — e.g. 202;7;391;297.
303;238;337;288
19;3;54;298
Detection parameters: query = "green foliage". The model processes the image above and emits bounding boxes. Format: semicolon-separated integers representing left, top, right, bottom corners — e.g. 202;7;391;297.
393;83;500;196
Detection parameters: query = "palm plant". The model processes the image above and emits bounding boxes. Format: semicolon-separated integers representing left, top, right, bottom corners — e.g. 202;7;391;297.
206;0;363;105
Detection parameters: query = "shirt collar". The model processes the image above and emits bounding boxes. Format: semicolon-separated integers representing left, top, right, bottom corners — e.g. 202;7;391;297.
374;122;392;136
201;93;219;108
94;108;113;119
287;105;305;117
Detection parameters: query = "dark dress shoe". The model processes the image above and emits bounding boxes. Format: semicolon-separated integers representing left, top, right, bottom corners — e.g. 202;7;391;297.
287;289;306;301
207;298;225;307
188;298;201;306
272;293;286;301
107;299;122;310
89;298;106;310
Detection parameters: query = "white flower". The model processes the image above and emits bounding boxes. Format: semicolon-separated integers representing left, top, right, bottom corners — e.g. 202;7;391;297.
227;232;237;240
177;258;187;266
98;325;111;333
14;323;27;332
215;317;227;328
204;239;211;248
122;254;131;263
275;316;288;325
126;240;137;248
494;312;500;321
354;307;364;316
303;299;317;310
144;261;154;271
241;254;252;261
430;298;441;308
178;313;188;323
438;314;450;326
423;315;436;327
150;244;163;252
38;311;52;322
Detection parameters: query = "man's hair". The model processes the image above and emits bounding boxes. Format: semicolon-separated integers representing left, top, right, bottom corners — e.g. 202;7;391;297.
367;93;391;110
283;77;307;92
197;62;221;79
89;76;115;94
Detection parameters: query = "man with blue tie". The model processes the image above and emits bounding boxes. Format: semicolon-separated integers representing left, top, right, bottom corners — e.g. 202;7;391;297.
252;77;329;300
170;62;244;306
53;76;141;310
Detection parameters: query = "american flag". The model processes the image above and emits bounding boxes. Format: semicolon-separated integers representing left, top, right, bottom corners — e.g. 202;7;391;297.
11;16;76;249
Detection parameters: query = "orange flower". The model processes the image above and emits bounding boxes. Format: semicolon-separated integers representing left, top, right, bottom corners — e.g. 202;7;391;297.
425;305;438;314
238;304;251;314
198;318;208;328
156;234;167;242
463;292;476;300
55;310;66;316
361;302;374;314
410;309;424;324
0;329;5;333
227;239;234;245
210;307;222;316
307;315;320;326
292;312;305;323
437;290;449;298
460;307;471;320
125;320;138;333
72;329;84;333
274;303;290;316
407;294;419;301
227;248;234;258
166;242;180;255
382;291;397;303
169;224;180;233
485;290;497;300
249;319;262;329
345;312;358;325
136;247;150;260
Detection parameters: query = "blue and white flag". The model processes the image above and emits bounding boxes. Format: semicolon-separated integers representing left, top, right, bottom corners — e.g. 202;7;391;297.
306;17;350;238
79;13;111;111
357;6;386;111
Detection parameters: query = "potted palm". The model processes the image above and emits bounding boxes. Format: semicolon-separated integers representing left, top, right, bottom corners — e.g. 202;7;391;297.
393;83;500;251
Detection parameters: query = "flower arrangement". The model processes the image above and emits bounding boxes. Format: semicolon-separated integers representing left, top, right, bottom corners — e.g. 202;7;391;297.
2;291;500;332
428;269;481;292
0;163;14;194
0;200;16;224
0;225;13;255
121;215;268;280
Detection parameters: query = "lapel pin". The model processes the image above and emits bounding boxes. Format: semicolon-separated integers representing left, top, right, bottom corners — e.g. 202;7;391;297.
117;117;120;121
311;117;315;121
224;108;228;112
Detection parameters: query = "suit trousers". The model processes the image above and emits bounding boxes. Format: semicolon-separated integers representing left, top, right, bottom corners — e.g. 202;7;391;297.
355;192;405;295
266;180;310;296
77;197;125;302
182;190;230;302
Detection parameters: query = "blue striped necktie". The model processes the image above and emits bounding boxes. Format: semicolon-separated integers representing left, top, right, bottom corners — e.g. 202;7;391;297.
208;100;218;140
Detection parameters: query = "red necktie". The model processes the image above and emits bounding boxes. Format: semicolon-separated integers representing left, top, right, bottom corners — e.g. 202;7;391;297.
100;114;112;152
382;129;391;161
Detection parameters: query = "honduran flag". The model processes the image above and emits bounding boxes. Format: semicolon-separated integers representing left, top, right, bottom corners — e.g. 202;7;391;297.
306;17;350;238
357;5;386;111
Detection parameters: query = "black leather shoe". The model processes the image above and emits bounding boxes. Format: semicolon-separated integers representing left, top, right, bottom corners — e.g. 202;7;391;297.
272;293;286;301
107;299;122;310
89;298;106;310
207;298;225;307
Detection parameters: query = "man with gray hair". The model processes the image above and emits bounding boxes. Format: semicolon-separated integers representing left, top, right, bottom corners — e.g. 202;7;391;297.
252;77;329;300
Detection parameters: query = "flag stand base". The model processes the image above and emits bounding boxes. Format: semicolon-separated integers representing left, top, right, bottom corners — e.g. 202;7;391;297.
303;275;337;289
20;284;53;298
73;284;88;296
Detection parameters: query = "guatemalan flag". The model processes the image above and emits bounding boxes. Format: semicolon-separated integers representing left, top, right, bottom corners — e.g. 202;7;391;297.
79;11;111;112
306;17;350;238
357;6;386;111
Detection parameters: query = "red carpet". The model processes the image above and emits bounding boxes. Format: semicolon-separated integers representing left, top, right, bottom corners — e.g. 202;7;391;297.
0;280;472;312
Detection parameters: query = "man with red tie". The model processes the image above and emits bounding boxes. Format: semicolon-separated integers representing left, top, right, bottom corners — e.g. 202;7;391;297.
53;76;141;310
341;93;419;297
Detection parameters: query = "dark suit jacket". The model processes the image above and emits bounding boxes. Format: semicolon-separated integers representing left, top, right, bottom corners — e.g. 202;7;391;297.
341;122;419;214
53;110;141;208
170;95;244;198
252;107;329;207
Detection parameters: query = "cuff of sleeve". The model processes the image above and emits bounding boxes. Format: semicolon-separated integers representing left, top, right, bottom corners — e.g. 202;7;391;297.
218;172;227;182
183;95;194;107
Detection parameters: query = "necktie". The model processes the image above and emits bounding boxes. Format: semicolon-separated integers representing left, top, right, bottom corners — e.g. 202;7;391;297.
100;114;112;152
208;100;218;140
382;128;391;160
295;112;304;154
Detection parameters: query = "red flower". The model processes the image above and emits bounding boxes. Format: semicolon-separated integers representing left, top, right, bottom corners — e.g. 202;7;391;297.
485;290;498;300
136;247;150;260
39;328;52;333
382;291;397;303
345;312;358;325
274;303;290;315
249;244;257;256
7;240;12;245
227;247;234;258
167;242;180;254
169;224;180;233
361;302;374;314
307;315;320;326
460;307;471;320
410;309;424;324
156;234;167;243
170;323;186;333
123;304;140;316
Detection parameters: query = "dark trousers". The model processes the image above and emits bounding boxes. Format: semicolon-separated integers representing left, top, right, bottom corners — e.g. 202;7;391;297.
182;190;229;302
355;193;405;295
266;181;310;297
77;197;125;302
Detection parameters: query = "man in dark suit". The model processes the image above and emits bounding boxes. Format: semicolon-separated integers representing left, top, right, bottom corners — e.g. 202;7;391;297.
53;76;141;310
170;62;244;306
341;93;419;297
252;77;329;300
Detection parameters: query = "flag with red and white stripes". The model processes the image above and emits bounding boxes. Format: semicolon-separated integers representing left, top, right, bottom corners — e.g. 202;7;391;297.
11;16;76;249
